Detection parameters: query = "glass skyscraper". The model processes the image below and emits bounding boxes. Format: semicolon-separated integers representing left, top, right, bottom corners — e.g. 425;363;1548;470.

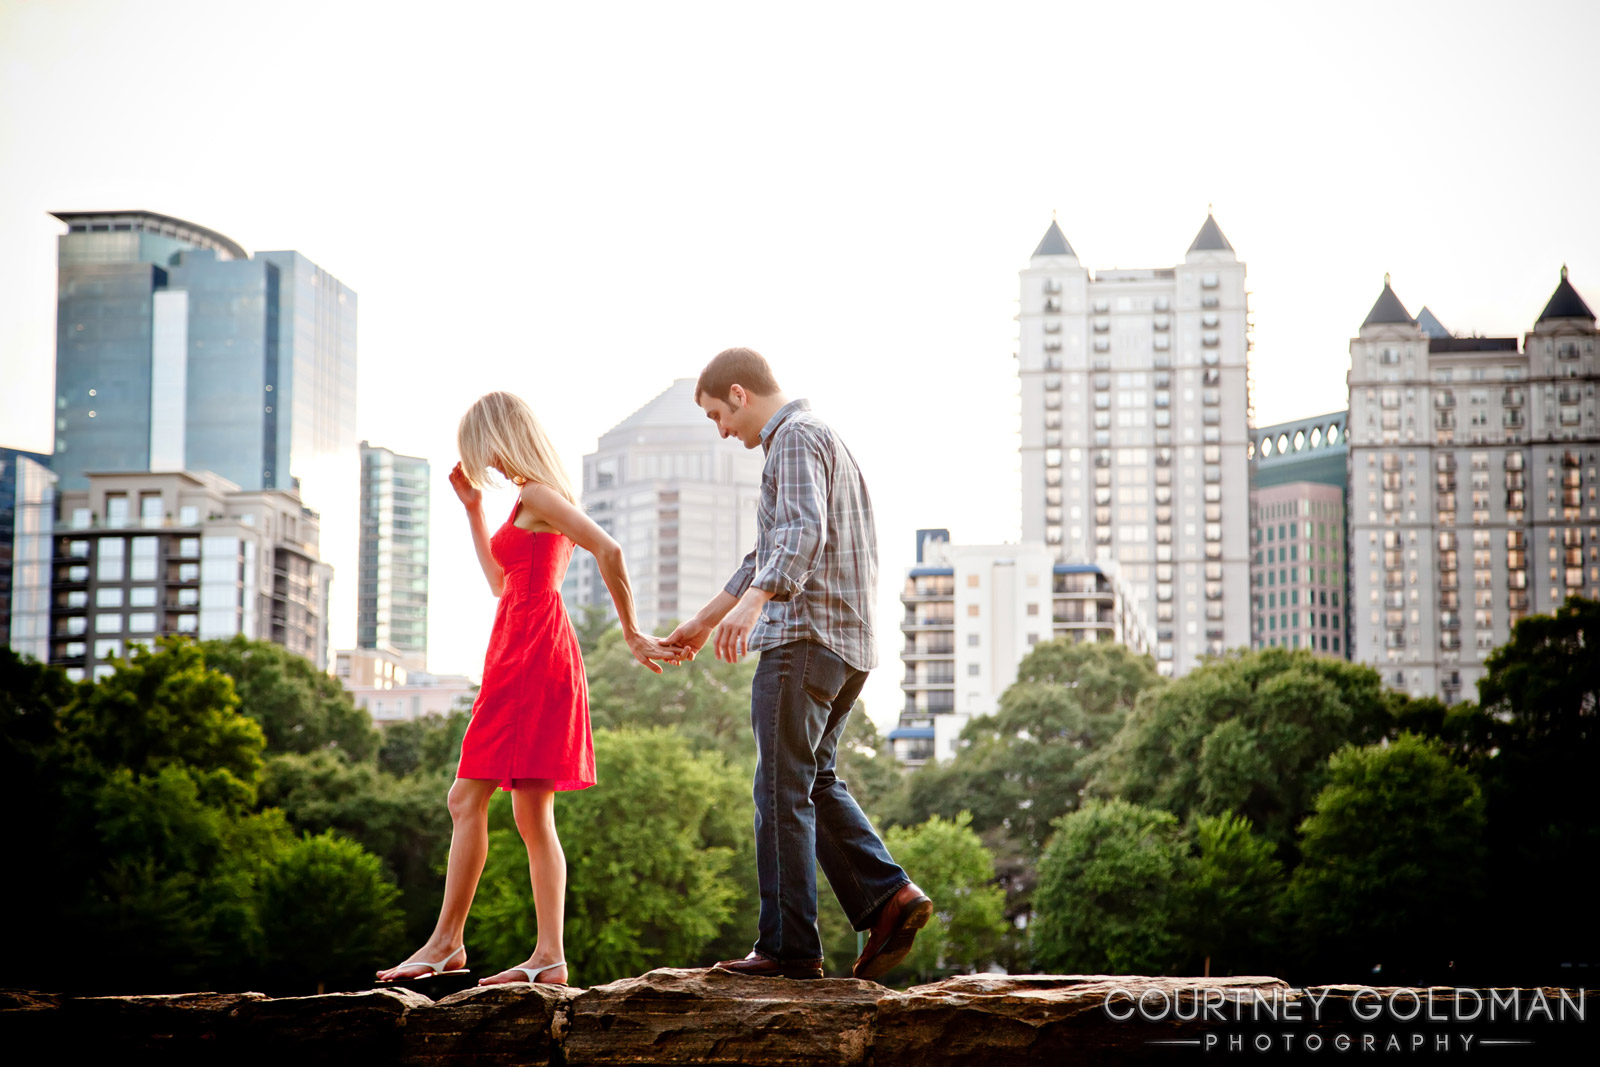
1;448;55;661
357;441;431;668
49;211;356;494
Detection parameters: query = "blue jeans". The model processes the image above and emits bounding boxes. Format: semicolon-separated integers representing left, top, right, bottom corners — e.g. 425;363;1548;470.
750;639;909;962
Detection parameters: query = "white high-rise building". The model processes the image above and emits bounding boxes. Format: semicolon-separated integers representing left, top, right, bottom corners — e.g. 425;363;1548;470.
562;379;764;634
1017;214;1252;676
891;529;1149;766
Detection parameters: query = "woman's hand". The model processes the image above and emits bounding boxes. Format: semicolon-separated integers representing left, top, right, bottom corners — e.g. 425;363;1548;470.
450;461;482;510
626;633;689;674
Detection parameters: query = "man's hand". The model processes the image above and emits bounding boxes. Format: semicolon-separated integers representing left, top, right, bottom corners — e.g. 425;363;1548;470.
663;616;713;661
714;588;772;663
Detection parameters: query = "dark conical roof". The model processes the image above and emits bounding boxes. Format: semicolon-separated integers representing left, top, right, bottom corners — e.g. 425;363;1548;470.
1032;219;1075;257
1363;275;1415;328
1187;214;1233;253
1416;307;1449;339
1537;266;1595;322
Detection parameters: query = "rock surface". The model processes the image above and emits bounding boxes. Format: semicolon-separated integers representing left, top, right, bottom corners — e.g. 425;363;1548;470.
0;972;1591;1065
565;967;880;1066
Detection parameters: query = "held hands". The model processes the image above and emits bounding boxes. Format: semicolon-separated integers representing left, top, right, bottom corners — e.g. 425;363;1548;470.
662;616;715;661
449;462;482;510
626;632;691;674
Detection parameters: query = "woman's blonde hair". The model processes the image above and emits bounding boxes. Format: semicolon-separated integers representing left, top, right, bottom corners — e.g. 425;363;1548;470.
457;391;578;504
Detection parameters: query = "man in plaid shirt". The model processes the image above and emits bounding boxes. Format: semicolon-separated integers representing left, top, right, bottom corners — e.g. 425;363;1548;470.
667;347;931;981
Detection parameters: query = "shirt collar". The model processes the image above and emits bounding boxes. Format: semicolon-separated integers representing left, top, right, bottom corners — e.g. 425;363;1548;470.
758;398;811;451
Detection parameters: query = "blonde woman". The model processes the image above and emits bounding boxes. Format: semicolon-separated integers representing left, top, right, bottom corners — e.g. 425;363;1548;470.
376;391;681;989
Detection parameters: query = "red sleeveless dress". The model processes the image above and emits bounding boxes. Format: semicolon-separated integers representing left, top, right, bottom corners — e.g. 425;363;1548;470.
456;497;596;792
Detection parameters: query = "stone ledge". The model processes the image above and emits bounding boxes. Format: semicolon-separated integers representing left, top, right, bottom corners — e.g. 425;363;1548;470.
1;972;1592;1065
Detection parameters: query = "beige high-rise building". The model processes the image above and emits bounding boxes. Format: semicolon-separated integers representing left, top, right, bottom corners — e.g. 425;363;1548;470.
1018;214;1252;676
1346;269;1597;703
49;469;333;680
562;379;764;634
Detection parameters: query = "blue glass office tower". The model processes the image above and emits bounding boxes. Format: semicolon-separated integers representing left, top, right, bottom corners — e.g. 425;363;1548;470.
49;211;356;494
1;448;55;660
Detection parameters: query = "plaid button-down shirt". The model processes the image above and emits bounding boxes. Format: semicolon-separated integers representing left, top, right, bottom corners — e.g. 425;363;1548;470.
723;399;879;671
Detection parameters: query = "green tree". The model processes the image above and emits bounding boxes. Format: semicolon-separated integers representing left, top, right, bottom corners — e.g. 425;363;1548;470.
1087;648;1395;852
375;708;471;778
259;749;455;944
1032;799;1193;975
1185;813;1283;976
1284;734;1485;982
258;831;408;993
59;637;265;812
199;636;378;762
584;628;757;762
68;763;298;992
1469;597;1599;978
470;728;744;985
892;641;1162;856
0;650;79;973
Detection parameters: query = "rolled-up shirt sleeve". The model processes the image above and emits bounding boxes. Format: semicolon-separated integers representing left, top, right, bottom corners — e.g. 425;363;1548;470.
723;548;758;599
751;429;828;601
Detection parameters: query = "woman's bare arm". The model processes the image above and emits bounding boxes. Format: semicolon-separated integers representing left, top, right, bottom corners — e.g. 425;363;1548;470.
520;482;684;671
451;462;505;597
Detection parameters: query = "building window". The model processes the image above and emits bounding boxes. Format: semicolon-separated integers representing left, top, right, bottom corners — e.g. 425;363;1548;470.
967;604;980;617
97;538;124;581
967;663;981;676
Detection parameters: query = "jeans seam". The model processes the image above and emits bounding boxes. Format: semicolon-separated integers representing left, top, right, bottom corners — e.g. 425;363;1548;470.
766;652;784;959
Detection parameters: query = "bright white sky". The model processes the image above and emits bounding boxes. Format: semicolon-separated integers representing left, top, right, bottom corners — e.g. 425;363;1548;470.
2;1;1596;732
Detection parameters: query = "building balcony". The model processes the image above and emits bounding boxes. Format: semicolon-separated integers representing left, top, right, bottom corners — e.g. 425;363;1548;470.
900;679;956;693
900;616;955;633
900;648;955;662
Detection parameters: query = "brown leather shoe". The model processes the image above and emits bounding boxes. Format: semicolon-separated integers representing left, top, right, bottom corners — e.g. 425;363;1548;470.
852;882;933;981
714;951;825;980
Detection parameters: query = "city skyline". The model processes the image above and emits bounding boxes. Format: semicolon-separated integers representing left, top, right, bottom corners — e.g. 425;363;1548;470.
3;1;1597;731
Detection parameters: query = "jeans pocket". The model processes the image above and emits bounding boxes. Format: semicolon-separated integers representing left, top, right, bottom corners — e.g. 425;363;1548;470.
799;642;848;704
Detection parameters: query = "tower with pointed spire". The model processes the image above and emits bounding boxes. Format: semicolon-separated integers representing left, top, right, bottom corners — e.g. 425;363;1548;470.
1015;211;1250;677
1524;264;1598;628
1345;267;1598;705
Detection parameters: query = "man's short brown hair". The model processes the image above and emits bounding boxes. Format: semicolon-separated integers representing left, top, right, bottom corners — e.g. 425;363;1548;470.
695;347;781;404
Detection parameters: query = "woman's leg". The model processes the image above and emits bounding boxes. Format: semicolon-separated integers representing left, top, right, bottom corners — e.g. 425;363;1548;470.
376;777;498;980
479;779;569;984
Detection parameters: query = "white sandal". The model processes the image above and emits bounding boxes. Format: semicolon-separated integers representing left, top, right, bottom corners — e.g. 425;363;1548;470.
501;960;567;984
379;946;468;981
